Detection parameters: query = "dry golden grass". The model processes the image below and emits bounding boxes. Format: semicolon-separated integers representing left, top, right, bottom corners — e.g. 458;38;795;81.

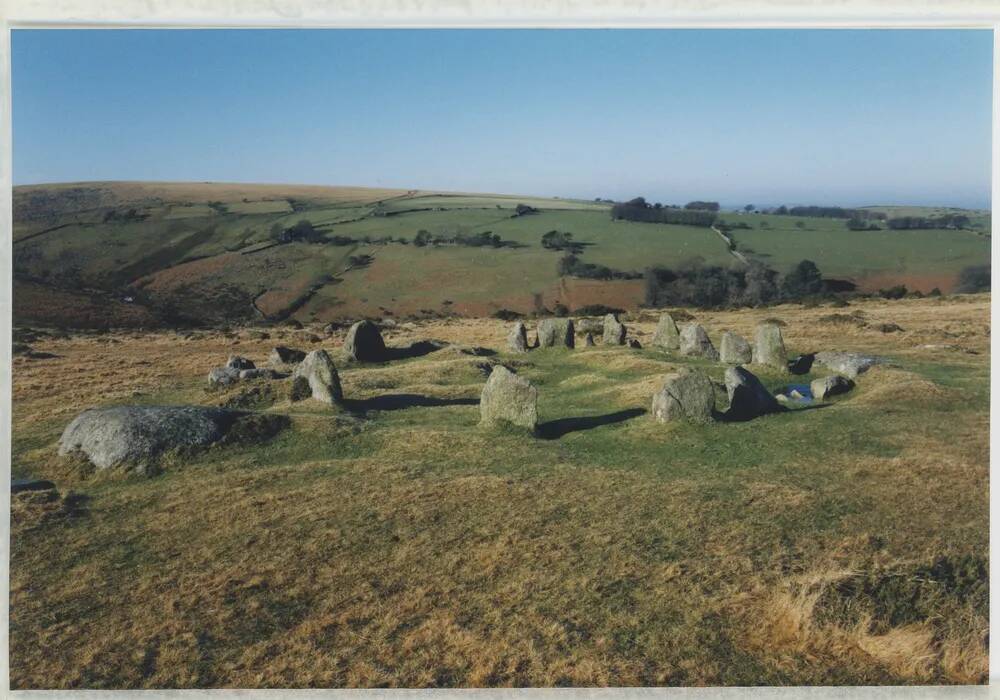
9;293;989;688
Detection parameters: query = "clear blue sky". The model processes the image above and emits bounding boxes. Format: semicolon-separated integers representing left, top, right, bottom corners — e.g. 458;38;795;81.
12;29;994;208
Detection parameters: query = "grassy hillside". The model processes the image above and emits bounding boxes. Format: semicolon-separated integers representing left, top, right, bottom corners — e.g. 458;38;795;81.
12;182;991;328
10;294;989;687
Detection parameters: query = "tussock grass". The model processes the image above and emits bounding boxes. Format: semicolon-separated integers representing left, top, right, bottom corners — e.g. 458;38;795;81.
9;294;989;688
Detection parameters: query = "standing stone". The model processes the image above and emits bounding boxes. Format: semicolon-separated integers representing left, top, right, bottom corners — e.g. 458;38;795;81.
679;323;719;360
291;349;343;405
652;313;681;350
344;320;387;362
584;333;596;347
752;323;788;371
650;368;715;423
479;366;538;430
811;374;855;400
507;322;529;353
719;331;752;364
724;366;782;421
270;345;306;368
537;318;575;349
602;314;627;346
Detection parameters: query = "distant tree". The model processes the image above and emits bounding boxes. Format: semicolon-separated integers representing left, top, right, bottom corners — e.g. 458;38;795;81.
684;201;721;212
795;221;806;230
956;265;990;293
413;229;432;247
744;204;754;213
781;260;824;298
514;203;538;216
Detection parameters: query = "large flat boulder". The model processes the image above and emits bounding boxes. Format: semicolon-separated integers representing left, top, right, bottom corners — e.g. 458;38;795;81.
480;365;538;430
651;368;715;423
724;366;782;421
814;351;885;379
537;318;575;349
58;405;263;472
344;320;387;362
719;331;752;364
752;323;788;371
679;323;719;360
602;314;627;345
652;313;681;350
291;349;344;405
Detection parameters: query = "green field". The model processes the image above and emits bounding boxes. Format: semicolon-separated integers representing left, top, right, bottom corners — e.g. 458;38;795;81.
11;182;992;328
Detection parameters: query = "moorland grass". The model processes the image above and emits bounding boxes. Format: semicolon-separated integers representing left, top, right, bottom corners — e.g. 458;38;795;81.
9;295;989;687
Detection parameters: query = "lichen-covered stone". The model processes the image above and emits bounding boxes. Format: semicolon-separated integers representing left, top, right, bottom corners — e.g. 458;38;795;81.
291;349;343;405
679;323;719;360
602;314;626;345
508;321;529;353
752;323;787;371
650;368;715;423
480;365;538;430
537;318;575;349
719;331;752;364
652;313;681;350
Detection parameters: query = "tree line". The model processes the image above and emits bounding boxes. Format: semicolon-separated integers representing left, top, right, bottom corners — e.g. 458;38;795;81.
610;197;717;227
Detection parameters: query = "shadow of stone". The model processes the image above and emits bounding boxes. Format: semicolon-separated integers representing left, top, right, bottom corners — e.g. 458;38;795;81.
536;407;646;440
716;401;832;423
342;394;479;413
382;341;448;361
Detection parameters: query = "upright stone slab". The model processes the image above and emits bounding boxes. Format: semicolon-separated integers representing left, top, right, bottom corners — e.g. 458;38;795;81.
679;323;719;360
650;368;715;423
507;321;529;353
602;314;626;346
291;349;343;405
584;333;596;347
724;366;781;421
537;318;575;349
480;365;538;430
719;331;752;364
752;323;787;371
652;313;681;350
344;320;387;362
